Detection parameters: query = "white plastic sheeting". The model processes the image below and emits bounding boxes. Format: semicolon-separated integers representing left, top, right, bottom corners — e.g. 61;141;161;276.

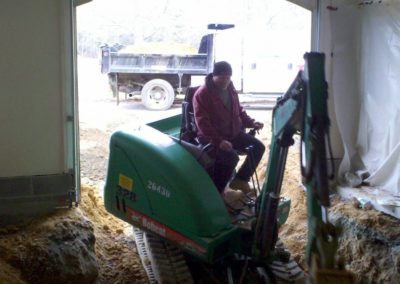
331;2;400;195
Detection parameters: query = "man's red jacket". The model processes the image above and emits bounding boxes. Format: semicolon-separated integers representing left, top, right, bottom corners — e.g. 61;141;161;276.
193;74;256;147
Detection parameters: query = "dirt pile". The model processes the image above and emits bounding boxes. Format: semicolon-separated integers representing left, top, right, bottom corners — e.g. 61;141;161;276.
80;186;147;284
0;208;97;284
330;201;400;283
0;186;147;284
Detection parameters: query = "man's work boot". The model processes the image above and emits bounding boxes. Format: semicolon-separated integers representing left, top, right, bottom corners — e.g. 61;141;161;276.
223;187;245;202
229;178;254;196
222;187;245;210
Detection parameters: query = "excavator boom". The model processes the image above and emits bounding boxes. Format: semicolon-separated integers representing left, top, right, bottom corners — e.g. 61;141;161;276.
254;52;354;283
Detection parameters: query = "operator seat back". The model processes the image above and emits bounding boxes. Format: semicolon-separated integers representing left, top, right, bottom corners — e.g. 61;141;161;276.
180;86;200;144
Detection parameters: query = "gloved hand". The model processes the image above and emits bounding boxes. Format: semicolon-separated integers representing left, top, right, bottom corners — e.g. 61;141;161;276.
219;139;233;151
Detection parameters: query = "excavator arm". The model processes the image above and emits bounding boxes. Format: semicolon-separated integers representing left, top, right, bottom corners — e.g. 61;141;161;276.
254;52;355;283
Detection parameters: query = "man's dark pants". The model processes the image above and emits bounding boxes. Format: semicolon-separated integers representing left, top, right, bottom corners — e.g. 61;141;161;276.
209;131;265;193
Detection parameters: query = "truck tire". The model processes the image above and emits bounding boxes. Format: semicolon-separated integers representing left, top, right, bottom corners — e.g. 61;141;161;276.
141;79;175;110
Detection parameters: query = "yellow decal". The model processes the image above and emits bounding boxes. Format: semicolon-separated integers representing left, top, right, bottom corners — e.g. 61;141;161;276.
119;174;133;191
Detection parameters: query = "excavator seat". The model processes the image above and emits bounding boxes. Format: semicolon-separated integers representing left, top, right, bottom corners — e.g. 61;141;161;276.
178;86;216;171
180;86;200;145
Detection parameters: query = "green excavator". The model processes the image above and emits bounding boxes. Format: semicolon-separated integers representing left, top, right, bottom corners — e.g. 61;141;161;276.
103;52;355;283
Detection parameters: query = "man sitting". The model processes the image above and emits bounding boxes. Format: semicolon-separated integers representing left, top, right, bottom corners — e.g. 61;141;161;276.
193;61;265;198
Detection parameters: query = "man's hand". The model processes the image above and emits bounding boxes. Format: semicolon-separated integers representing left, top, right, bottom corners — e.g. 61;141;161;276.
254;121;264;131
219;140;233;151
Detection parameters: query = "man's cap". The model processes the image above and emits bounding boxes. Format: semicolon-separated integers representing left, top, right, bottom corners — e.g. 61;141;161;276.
212;61;232;76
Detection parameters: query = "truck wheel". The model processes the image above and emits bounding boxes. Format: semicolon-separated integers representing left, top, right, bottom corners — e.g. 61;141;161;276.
141;79;175;110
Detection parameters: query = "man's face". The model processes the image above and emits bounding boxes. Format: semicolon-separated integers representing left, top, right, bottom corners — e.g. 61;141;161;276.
213;75;231;90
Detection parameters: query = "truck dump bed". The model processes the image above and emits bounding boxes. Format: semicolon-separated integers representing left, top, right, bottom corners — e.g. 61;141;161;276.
103;53;209;75
101;34;213;76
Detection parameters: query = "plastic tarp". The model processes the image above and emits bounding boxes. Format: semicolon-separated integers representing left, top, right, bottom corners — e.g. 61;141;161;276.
331;2;400;195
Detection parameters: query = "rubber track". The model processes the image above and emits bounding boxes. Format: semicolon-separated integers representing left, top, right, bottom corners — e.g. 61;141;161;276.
133;227;193;284
135;226;304;283
133;227;157;283
270;241;305;283
270;258;305;283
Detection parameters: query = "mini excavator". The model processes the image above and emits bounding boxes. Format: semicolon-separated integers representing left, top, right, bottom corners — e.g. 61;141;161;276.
104;53;355;283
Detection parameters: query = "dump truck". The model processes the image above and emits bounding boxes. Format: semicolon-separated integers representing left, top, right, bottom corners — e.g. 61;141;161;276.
100;24;236;110
104;53;355;283
100;34;214;110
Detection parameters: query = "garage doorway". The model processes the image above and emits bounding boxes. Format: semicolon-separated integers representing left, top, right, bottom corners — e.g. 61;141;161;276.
75;0;311;189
